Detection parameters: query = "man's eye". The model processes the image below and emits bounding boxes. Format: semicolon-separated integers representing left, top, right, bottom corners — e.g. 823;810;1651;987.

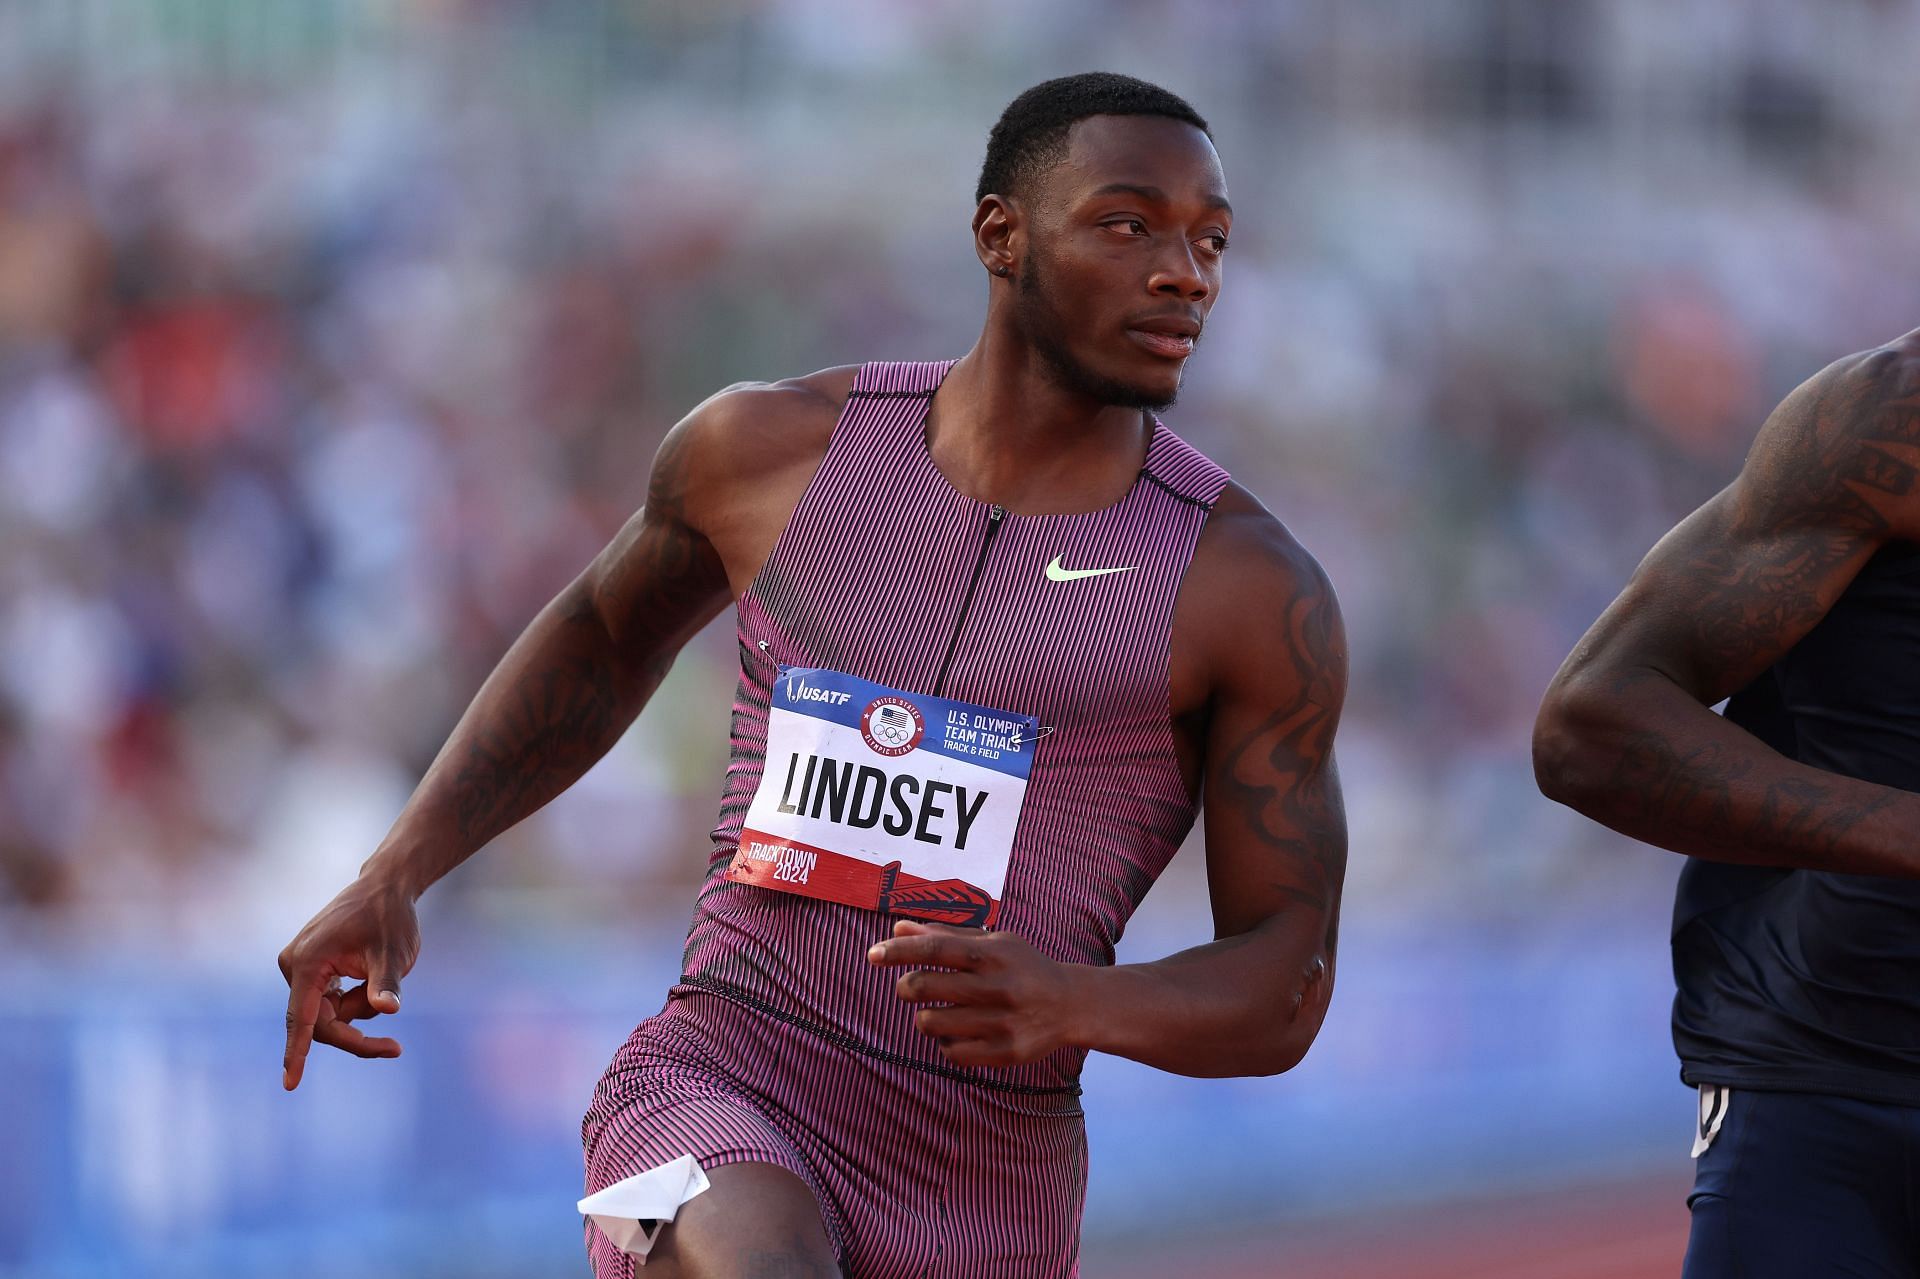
1201;235;1229;255
1104;219;1148;236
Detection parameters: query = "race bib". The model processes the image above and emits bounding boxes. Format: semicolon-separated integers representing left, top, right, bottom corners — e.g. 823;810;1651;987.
726;666;1039;927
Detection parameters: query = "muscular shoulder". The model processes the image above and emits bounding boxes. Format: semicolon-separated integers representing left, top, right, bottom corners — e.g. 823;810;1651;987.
1739;330;1920;541
645;361;856;545
669;366;856;498
631;365;859;596
1793;329;1920;429
1174;482;1348;711
1188;484;1340;628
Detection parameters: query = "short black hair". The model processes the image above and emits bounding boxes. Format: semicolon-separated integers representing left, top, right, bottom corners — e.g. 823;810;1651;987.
975;73;1210;205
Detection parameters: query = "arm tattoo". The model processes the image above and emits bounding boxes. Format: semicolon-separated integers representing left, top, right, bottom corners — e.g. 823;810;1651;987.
1559;349;1920;869
1606;731;1898;872
450;616;624;845
1685;359;1920;669
1221;573;1347;921
447;421;725;847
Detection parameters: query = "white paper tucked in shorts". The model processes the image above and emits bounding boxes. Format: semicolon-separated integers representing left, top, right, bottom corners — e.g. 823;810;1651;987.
578;1155;713;1262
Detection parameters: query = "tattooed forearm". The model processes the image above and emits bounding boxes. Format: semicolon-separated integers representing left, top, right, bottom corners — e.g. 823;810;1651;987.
448;619;629;847
1601;729;1902;872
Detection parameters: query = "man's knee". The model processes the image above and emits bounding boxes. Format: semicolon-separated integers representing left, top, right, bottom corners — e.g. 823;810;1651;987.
643;1162;839;1279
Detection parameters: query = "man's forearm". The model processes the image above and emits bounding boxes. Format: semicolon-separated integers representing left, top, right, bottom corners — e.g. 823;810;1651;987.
1066;922;1333;1078
361;580;662;899
1536;671;1920;877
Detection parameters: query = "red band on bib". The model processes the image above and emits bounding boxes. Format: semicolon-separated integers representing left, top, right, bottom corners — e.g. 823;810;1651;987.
727;833;998;927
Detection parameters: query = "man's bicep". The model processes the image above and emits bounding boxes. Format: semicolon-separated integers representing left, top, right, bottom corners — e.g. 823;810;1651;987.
587;413;733;658
1579;409;1900;706
1566;341;1920;706
1198;543;1349;943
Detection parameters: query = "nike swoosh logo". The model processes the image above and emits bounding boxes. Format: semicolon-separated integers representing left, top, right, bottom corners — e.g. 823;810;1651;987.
1045;555;1137;582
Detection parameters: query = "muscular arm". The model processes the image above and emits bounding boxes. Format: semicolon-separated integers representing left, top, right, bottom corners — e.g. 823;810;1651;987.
1534;337;1920;875
358;370;850;895
280;373;847;1086
1072;501;1348;1076
359;420;730;899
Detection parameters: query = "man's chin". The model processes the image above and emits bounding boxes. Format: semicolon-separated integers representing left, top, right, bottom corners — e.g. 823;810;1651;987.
1064;357;1181;412
1101;373;1180;413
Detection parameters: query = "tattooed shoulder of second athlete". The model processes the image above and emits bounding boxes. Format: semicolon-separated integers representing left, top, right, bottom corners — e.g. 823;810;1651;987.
1634;336;1920;686
1736;334;1920;541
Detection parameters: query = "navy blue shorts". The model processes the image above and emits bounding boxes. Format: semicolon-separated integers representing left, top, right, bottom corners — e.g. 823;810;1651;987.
1684;1087;1920;1278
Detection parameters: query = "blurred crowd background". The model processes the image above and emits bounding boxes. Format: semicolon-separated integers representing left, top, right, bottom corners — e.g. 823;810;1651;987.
4;2;1917;1276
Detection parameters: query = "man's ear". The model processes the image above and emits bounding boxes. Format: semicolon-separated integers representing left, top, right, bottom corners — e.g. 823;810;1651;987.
973;193;1020;280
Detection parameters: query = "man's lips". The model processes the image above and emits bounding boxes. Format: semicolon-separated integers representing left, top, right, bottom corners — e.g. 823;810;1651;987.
1125;312;1202;360
1127;328;1196;359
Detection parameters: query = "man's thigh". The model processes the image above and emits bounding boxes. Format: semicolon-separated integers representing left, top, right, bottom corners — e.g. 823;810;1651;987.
636;1162;842;1279
1683;1088;1915;1279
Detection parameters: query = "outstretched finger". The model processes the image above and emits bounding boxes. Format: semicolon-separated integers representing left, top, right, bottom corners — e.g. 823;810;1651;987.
890;919;978;940
282;967;329;1091
868;930;986;971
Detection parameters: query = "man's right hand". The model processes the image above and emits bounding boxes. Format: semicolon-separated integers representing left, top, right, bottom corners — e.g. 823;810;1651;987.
278;874;421;1090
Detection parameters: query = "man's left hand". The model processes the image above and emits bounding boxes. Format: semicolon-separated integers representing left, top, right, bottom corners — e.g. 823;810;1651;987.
867;920;1084;1068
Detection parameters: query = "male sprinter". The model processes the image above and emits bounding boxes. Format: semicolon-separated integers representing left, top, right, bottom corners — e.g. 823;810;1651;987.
1536;332;1920;1276
280;73;1348;1278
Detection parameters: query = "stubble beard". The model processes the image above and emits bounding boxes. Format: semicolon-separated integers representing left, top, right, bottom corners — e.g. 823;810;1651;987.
1015;256;1181;413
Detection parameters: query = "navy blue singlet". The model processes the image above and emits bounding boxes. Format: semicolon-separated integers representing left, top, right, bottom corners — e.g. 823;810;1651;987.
1673;540;1920;1104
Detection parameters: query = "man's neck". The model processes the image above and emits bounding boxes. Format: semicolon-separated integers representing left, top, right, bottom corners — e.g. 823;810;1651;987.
927;334;1153;516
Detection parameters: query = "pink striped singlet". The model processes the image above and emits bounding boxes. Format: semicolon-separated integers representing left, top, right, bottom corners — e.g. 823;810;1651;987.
582;360;1231;1278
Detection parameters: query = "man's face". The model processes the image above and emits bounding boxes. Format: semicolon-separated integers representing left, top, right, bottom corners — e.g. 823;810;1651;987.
1010;114;1230;412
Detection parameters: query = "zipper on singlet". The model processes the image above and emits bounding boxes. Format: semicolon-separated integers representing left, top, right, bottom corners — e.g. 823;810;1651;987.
932;503;1005;696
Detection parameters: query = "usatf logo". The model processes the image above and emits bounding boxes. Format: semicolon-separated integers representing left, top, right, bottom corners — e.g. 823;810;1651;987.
787;678;853;707
860;696;925;756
